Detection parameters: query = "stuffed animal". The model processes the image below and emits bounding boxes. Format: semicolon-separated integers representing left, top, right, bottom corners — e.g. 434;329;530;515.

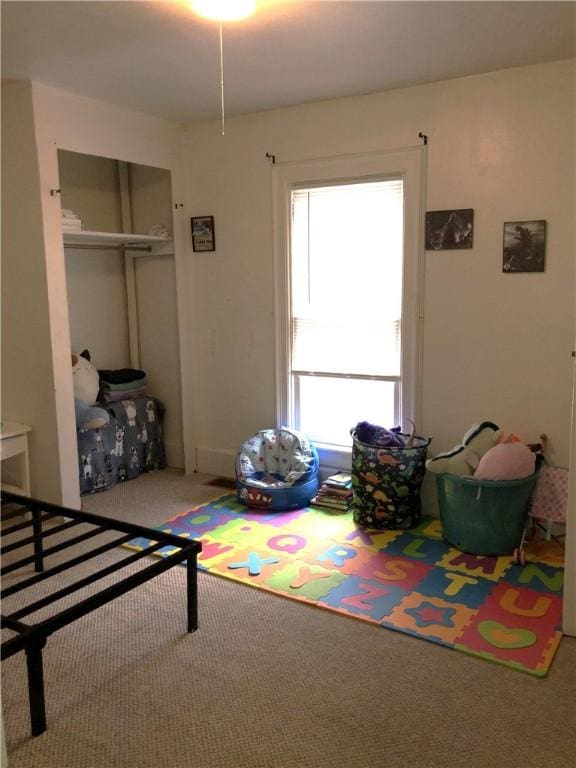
72;349;109;430
72;349;99;404
426;421;502;476
355;421;405;448
75;398;109;430
474;442;536;481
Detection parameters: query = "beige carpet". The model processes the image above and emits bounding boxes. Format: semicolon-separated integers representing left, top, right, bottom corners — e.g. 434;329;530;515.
2;468;575;768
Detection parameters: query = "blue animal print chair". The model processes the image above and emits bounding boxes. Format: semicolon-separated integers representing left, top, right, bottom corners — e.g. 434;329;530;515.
235;427;320;511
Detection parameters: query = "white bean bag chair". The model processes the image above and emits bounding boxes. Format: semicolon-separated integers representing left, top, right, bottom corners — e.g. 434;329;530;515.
235;427;320;510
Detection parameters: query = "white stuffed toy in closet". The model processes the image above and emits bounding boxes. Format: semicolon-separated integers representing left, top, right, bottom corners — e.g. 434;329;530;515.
72;349;110;430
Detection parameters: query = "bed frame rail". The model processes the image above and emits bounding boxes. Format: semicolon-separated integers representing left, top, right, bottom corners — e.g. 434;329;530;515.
1;490;202;737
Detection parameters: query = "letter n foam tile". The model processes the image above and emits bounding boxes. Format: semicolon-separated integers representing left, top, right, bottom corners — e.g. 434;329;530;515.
381;592;477;646
317;575;408;623
502;562;564;595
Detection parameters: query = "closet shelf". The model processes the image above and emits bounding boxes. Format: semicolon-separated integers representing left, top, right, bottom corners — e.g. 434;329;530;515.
63;230;172;247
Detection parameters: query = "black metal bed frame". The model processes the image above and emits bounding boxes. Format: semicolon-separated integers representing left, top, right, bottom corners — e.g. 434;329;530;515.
0;490;202;737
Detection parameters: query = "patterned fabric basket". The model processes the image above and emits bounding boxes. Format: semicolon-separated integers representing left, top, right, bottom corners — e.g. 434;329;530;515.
530;464;568;524
351;429;431;529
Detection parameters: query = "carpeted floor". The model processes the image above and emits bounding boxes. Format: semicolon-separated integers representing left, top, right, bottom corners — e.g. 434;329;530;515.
2;468;575;768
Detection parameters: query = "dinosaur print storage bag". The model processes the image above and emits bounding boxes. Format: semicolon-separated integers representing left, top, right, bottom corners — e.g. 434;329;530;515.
351;429;431;530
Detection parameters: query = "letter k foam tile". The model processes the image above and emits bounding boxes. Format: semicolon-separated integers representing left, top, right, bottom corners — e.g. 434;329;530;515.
336;525;402;552
124;493;565;676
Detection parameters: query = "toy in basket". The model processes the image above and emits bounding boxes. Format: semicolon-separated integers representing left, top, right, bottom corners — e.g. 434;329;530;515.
429;423;544;561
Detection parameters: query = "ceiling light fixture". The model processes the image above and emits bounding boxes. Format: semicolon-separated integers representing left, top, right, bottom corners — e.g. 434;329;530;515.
190;0;256;23
190;1;256;135
190;0;256;136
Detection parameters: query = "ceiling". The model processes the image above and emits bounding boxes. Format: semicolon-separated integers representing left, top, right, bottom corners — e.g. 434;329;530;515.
2;1;575;124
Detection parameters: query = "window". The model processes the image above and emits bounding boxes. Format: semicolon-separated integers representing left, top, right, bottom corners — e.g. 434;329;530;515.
291;180;403;448
273;149;423;466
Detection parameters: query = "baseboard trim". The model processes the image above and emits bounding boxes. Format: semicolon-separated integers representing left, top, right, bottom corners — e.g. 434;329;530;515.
165;441;184;470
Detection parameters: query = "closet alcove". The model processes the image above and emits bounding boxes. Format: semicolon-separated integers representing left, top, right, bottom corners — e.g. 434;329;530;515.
59;149;184;479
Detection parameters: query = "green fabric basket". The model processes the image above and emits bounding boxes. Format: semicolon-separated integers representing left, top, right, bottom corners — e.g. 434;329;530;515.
436;472;538;556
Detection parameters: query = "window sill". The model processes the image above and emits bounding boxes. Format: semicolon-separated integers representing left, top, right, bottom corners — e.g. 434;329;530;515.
314;442;352;475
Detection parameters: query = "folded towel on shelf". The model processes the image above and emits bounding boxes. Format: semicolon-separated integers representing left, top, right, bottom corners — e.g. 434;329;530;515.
61;209;83;233
101;386;148;403
98;368;146;385
100;377;147;393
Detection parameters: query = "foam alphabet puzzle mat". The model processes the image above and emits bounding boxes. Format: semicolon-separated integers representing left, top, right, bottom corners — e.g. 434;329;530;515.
125;494;564;676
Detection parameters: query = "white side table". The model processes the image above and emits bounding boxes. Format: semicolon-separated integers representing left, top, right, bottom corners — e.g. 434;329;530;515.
1;421;32;496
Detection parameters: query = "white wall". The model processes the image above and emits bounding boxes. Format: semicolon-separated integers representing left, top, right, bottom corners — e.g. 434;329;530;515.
183;60;575;498
1;81;66;503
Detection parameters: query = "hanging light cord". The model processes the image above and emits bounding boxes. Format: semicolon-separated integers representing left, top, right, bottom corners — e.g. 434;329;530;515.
219;22;225;135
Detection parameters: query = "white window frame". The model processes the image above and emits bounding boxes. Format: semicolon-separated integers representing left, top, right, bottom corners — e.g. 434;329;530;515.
272;148;425;469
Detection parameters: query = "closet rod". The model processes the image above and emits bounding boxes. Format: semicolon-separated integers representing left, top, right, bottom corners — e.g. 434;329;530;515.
63;243;152;253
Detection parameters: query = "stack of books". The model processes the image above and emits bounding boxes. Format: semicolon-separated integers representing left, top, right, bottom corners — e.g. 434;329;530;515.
311;472;353;512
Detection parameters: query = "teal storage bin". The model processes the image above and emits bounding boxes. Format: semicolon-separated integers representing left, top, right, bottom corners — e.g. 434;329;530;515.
436;472;538;556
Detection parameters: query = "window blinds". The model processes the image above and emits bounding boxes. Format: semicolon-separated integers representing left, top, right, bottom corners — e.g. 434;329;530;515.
291;179;403;378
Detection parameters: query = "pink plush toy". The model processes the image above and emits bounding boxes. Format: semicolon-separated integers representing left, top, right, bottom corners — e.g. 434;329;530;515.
474;442;535;481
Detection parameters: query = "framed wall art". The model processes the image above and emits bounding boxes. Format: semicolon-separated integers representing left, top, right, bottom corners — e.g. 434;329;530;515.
503;220;546;273
191;215;215;252
425;209;474;250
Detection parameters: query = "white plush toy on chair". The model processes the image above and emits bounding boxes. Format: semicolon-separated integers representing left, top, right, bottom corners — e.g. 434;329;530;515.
425;421;502;476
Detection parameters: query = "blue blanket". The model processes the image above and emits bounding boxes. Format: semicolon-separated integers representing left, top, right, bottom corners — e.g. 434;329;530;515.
77;396;166;495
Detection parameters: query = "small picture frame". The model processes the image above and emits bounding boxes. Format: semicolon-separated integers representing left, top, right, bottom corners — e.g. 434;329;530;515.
191;216;215;252
425;209;474;250
503;220;546;273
